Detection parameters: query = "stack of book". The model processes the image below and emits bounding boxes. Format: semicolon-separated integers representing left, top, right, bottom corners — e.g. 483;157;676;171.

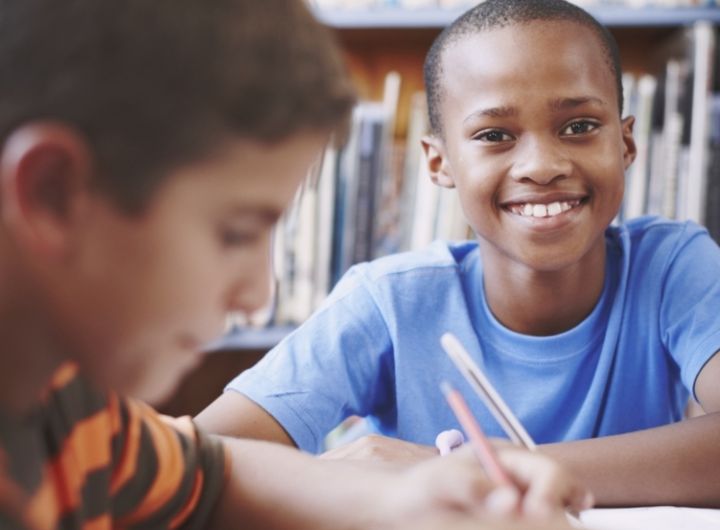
619;22;718;232
270;72;470;326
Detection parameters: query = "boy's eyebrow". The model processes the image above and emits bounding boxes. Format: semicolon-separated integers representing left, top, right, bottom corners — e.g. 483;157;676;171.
549;96;606;111
463;105;518;123
463;96;606;124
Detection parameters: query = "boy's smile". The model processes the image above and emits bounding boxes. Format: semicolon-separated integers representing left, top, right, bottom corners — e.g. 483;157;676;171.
423;20;635;334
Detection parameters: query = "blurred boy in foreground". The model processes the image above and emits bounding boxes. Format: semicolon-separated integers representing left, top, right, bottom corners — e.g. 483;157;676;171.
0;0;587;528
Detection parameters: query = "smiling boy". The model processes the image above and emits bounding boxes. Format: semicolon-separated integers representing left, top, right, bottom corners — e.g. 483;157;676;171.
199;0;720;507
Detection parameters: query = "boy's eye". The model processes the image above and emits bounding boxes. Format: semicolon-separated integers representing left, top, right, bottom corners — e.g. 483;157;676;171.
474;129;514;143
220;228;259;248
561;120;598;136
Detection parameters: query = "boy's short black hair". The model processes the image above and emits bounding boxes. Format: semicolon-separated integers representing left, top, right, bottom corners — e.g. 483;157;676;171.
0;0;356;212
424;0;623;136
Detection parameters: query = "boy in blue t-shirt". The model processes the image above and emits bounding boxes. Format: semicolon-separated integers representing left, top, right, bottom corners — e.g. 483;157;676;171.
197;0;720;508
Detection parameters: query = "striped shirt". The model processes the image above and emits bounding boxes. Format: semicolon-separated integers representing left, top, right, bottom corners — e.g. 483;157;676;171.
0;363;227;530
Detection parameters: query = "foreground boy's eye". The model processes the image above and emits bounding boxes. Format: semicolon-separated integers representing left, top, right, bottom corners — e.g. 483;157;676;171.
561;120;599;136
474;129;514;143
220;228;259;248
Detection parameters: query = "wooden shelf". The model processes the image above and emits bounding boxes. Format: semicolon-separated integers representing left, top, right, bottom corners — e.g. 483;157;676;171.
316;6;720;29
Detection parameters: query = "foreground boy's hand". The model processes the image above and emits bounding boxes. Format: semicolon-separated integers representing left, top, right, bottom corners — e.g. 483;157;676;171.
390;446;592;519
210;437;591;530
320;433;438;464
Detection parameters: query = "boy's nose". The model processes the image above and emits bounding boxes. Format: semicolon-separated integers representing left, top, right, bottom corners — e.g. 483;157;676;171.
227;273;273;318
508;136;572;185
225;239;274;317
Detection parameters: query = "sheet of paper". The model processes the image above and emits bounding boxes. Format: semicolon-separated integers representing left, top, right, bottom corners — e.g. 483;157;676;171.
580;506;720;530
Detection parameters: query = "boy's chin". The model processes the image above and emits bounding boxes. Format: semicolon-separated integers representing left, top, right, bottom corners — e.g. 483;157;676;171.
130;375;182;406
135;356;203;406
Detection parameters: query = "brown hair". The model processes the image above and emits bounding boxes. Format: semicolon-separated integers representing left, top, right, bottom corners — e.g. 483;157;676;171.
0;0;356;211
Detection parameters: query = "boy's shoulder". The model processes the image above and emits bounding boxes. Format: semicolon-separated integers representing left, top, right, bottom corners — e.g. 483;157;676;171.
327;240;478;303
610;215;708;251
357;240;479;281
606;216;717;279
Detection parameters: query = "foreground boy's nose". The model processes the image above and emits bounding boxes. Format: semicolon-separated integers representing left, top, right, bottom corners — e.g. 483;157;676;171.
509;137;572;185
225;246;273;316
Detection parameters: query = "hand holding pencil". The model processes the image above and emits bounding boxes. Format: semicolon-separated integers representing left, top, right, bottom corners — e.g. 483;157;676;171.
439;333;593;522
440;380;592;520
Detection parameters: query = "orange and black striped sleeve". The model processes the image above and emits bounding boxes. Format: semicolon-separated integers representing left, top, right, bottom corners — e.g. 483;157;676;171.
0;364;227;530
109;398;228;530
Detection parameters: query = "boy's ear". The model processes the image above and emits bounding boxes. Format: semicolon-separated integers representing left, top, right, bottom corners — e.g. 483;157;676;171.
620;116;637;170
0;123;94;258
421;134;455;189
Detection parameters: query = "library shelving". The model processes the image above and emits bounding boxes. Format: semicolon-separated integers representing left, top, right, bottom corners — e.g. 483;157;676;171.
316;6;720;29
324;6;718;136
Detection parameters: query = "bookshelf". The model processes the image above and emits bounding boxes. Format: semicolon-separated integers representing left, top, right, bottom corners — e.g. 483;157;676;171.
317;6;720;29
326;7;719;136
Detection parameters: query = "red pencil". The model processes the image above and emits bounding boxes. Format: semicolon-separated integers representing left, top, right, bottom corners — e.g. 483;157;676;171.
441;380;515;488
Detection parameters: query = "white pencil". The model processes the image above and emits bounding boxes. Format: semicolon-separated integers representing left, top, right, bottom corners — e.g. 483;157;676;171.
440;332;536;450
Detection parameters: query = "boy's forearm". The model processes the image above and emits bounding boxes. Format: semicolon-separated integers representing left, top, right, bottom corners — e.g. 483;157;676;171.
541;412;720;507
207;436;396;530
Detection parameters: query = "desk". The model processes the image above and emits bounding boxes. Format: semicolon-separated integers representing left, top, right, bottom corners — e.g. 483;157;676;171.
580;506;720;529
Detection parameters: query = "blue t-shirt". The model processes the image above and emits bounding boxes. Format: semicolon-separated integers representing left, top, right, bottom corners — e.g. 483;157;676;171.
227;217;720;453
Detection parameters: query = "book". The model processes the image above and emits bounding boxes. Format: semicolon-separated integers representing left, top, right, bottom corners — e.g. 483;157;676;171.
624;74;658;220
685;21;716;224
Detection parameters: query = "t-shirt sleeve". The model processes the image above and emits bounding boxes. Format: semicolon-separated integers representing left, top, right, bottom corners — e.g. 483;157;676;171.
225;265;395;453
110;397;227;530
660;223;720;398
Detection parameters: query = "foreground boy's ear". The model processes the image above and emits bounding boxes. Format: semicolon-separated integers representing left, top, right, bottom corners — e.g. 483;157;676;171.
421;135;455;189
0;122;93;258
620;116;637;170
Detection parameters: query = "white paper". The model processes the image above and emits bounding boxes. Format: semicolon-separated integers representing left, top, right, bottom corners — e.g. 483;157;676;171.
581;506;720;530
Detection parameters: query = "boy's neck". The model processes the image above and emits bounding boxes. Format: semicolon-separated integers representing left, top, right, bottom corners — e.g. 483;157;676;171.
0;242;63;417
480;244;606;337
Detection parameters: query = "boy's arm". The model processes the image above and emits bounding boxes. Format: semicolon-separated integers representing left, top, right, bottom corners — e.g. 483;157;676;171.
195;390;296;446
205;439;590;530
543;351;720;507
310;353;720;508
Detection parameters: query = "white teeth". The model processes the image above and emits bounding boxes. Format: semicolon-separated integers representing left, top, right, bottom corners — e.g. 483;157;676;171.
532;204;547;217
510;199;580;218
547;202;562;216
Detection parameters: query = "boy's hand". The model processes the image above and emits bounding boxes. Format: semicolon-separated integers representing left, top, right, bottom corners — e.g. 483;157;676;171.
379;446;592;523
320;434;437;465
496;448;593;517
